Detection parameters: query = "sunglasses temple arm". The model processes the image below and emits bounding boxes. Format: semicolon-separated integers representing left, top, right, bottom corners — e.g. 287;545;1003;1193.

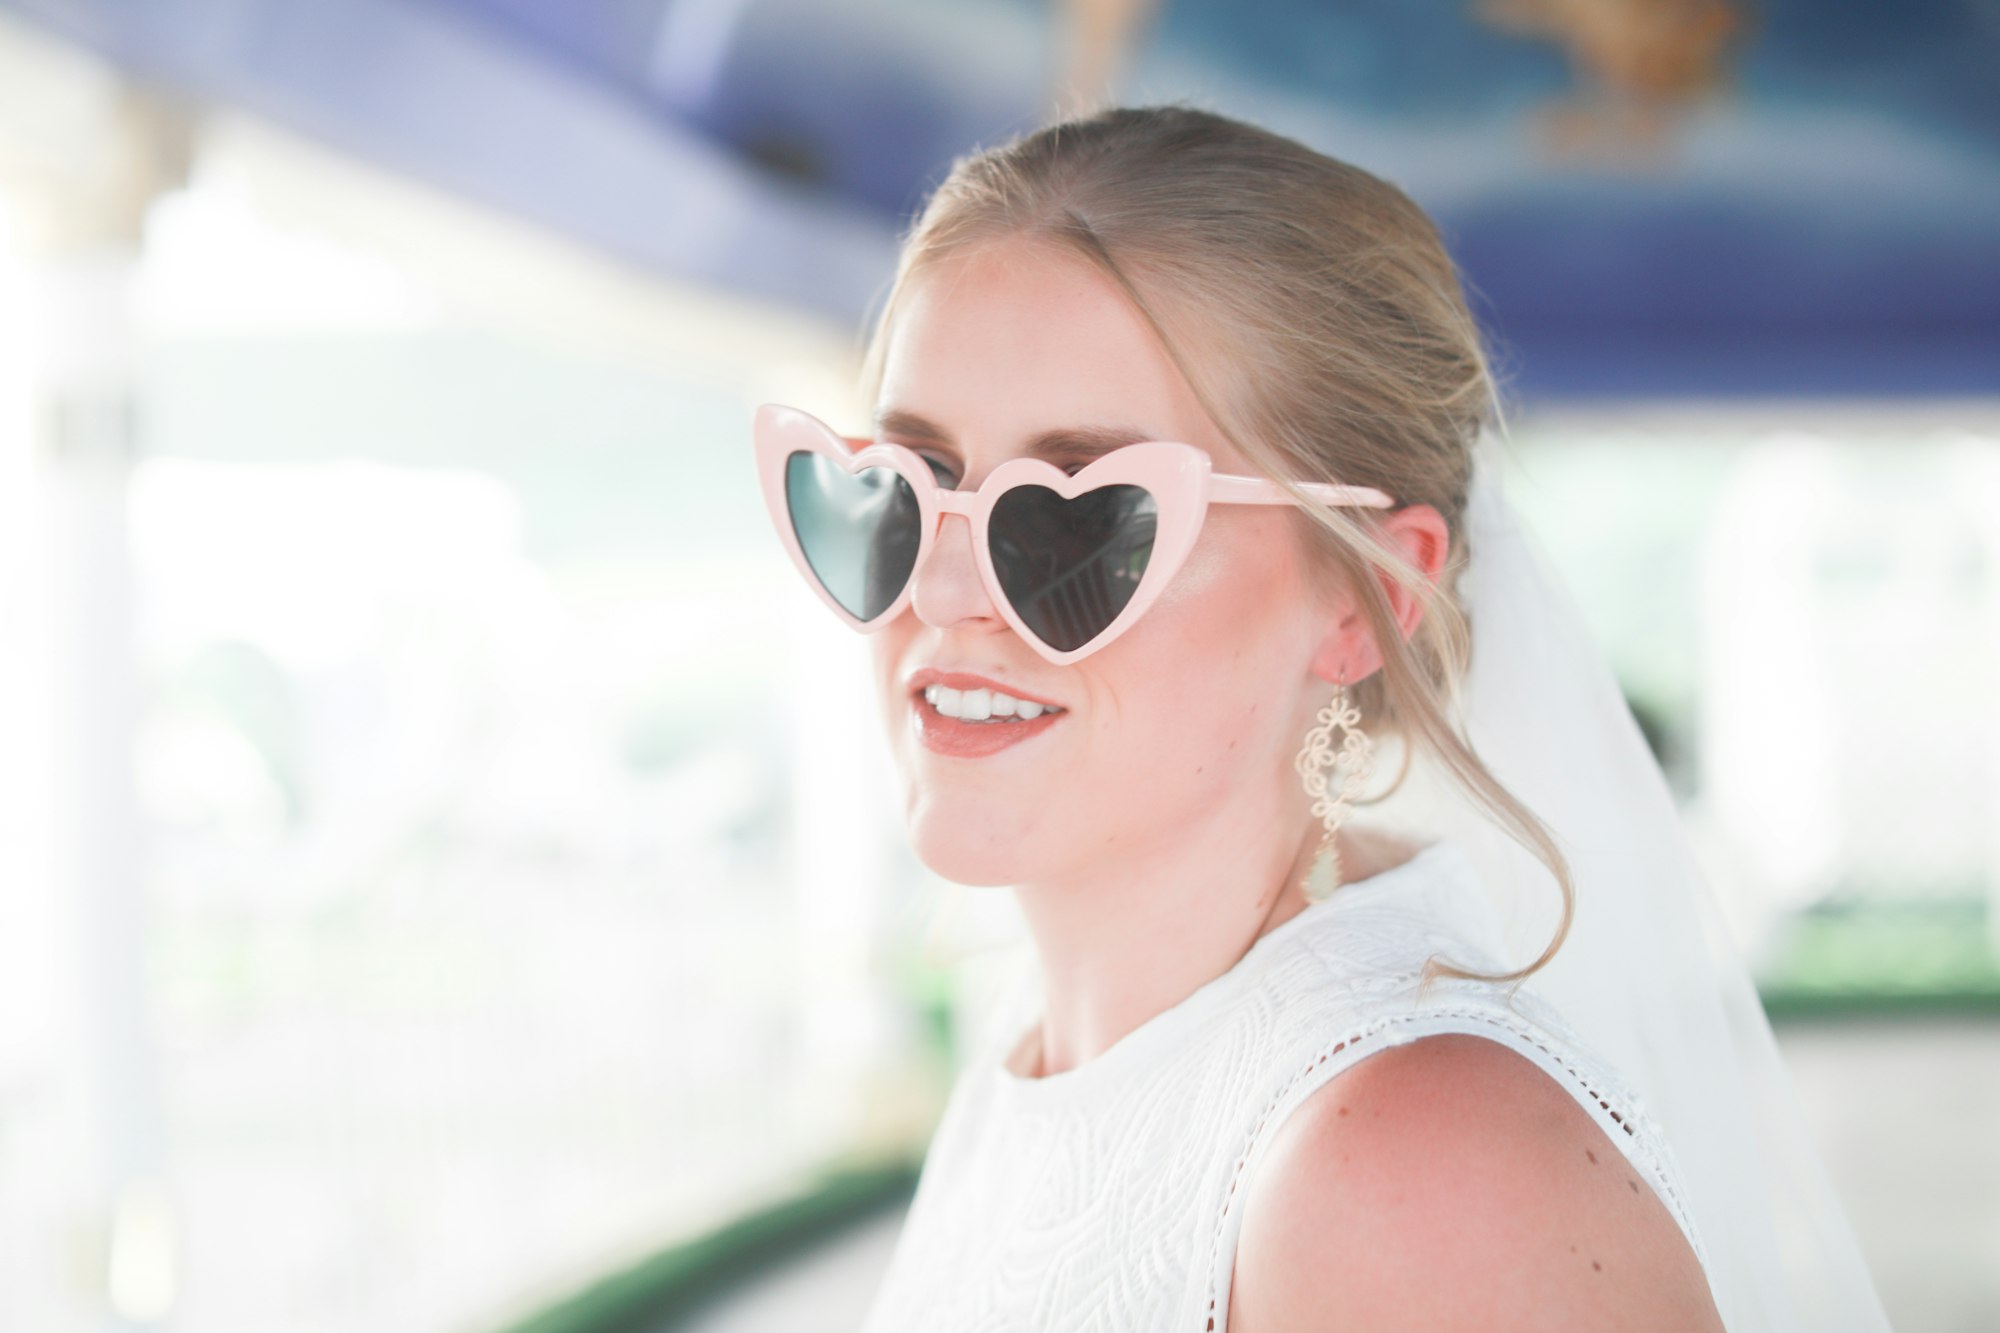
1206;474;1397;509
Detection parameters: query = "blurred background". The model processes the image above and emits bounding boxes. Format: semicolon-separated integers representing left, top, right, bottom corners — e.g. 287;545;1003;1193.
0;1;1994;1330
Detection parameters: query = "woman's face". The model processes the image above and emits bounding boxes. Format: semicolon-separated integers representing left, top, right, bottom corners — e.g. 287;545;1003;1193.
869;236;1349;887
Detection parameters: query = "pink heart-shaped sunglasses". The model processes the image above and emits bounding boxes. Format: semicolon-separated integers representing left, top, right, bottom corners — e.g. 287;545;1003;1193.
753;404;1397;665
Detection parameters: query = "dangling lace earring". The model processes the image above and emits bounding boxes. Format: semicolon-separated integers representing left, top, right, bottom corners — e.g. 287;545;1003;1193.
1294;668;1377;904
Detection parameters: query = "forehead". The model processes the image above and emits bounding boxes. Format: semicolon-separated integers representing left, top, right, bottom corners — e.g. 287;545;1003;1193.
875;236;1242;467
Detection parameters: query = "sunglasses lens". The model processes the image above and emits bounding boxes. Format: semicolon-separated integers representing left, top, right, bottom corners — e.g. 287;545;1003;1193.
990;484;1158;653
784;452;922;621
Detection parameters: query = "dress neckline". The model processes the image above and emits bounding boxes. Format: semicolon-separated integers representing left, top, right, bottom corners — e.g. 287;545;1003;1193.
986;837;1462;1110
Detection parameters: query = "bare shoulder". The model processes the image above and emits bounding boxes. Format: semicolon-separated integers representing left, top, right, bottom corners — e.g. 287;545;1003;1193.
1227;1033;1724;1333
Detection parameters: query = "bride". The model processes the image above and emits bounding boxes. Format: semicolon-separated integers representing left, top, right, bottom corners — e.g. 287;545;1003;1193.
752;104;1888;1330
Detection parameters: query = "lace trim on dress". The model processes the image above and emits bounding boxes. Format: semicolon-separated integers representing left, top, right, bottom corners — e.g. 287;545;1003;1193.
1200;999;1707;1332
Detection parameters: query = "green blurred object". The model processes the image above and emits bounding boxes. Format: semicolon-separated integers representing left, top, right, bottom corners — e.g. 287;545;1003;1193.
488;1152;920;1333
1759;898;2000;1021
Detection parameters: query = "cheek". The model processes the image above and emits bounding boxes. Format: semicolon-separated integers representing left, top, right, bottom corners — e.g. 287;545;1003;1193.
1146;512;1301;628
1153;520;1306;659
1149;537;1229;616
870;622;918;749
1103;527;1310;757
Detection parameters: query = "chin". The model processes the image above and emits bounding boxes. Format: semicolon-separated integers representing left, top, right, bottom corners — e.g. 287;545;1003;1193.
908;829;1028;888
904;803;1042;888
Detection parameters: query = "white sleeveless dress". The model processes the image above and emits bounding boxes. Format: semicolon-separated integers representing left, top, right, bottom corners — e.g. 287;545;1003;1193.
856;837;1710;1332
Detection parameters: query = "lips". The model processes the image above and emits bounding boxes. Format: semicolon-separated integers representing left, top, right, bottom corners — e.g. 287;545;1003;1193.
902;666;1069;759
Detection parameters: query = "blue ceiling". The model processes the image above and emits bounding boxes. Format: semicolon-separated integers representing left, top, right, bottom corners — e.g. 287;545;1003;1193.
6;0;1996;397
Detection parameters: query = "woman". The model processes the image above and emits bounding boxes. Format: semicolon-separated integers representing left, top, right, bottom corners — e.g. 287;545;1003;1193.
753;106;1887;1330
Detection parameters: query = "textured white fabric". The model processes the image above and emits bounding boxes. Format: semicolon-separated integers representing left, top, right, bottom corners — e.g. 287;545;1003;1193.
857;838;1710;1332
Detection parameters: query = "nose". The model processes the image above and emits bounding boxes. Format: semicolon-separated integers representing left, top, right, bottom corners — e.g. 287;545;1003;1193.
908;511;1006;637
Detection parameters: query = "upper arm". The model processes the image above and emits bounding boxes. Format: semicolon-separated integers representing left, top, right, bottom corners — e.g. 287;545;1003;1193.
1227;1033;1724;1333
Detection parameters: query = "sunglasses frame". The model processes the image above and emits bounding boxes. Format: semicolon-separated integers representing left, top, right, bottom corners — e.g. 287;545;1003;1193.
754;403;1398;665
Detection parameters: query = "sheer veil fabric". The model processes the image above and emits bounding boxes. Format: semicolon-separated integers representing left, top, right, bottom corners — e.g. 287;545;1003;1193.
1369;431;1891;1330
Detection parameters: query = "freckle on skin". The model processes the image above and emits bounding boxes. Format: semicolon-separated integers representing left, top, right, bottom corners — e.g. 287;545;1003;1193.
1585;1150;1597;1165
1592;1261;1602;1272
1337;1106;1349;1117
1628;1179;1639;1194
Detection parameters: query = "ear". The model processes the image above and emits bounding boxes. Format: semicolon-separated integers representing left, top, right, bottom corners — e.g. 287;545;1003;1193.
1309;503;1451;685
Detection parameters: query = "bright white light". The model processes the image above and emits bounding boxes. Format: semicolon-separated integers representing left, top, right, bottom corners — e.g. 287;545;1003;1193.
136;173;438;338
131;457;524;670
106;1175;178;1322
0;192;61;1086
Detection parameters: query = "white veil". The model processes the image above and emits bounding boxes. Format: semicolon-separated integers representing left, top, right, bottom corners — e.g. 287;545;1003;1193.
1374;428;1892;1330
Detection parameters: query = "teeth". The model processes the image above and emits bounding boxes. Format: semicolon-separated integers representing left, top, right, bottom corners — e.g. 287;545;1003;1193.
920;683;1065;723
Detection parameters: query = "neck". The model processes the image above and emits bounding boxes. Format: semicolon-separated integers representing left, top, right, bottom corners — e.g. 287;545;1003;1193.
1008;787;1323;1080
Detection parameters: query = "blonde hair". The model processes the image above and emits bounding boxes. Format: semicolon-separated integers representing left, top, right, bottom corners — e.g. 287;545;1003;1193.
862;105;1570;986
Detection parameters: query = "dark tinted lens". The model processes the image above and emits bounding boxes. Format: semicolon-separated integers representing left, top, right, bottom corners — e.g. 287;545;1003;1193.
785;452;922;621
989;484;1157;652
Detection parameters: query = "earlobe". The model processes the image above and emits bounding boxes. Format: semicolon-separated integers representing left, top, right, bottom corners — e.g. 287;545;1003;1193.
1309;609;1372;688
